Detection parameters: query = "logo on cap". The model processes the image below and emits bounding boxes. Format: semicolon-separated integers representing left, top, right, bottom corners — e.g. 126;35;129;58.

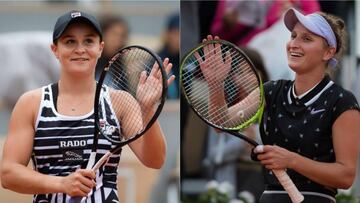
71;11;81;18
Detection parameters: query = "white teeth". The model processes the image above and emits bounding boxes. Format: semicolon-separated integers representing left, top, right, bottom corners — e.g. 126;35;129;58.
290;52;303;57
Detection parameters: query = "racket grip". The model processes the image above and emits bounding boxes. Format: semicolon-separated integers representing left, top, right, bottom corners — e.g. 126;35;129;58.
273;169;304;203
68;152;97;203
92;151;112;171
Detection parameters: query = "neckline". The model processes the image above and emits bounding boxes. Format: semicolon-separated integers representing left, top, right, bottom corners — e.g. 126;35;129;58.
287;75;332;106
49;83;94;119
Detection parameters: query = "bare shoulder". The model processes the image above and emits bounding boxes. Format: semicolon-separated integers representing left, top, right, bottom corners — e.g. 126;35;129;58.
16;88;42;108
13;88;42;120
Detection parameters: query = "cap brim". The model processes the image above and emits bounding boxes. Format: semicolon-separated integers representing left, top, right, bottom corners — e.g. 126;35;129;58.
53;15;102;42
284;8;312;32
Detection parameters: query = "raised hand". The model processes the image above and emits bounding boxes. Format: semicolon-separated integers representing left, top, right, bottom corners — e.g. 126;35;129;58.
194;35;232;88
136;58;174;110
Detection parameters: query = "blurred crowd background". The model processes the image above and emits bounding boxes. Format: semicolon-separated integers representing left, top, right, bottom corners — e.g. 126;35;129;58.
181;0;360;202
0;1;179;203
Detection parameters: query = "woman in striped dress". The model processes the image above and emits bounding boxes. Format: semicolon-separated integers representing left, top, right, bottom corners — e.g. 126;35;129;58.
1;10;174;203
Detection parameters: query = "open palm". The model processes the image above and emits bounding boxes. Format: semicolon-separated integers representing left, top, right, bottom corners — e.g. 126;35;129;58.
136;58;175;110
194;36;232;87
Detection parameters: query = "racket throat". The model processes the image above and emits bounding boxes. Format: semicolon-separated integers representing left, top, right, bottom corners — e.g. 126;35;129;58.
86;152;97;170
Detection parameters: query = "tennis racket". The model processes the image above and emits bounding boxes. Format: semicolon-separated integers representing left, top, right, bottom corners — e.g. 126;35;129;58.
180;39;304;203
70;45;167;203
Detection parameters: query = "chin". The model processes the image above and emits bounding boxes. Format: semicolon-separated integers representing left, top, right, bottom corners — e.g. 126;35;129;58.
288;63;301;73
67;65;94;76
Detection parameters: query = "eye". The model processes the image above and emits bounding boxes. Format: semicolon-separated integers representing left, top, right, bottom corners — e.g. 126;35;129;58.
65;39;75;44
290;33;296;39
303;36;312;42
84;38;95;45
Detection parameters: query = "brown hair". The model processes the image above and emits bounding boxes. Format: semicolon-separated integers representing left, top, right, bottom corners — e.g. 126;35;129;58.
318;12;347;58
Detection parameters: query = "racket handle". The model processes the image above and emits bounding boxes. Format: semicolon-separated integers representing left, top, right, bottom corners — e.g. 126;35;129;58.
92;151;112;171
68;152;97;203
273;169;304;203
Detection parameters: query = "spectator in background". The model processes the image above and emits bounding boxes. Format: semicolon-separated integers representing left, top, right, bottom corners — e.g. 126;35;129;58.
158;13;180;99
95;15;129;80
211;0;320;47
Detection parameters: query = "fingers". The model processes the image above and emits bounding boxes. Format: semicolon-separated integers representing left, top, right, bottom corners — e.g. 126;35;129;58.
167;75;175;86
78;169;96;181
224;50;232;67
254;145;291;170
214;41;221;57
76;170;96;191
65;169;96;197
206;35;215;58
163;58;173;75
194;51;203;64
254;145;265;153
150;62;159;77
139;71;147;85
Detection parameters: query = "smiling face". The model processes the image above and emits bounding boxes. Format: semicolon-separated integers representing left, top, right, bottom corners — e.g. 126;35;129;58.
286;23;335;74
51;21;104;77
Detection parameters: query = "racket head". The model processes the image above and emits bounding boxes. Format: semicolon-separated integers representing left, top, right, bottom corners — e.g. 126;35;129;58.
94;45;167;147
180;39;264;132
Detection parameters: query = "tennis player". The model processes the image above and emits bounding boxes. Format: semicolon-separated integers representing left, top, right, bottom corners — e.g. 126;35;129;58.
201;8;360;203
254;8;360;202
1;10;174;203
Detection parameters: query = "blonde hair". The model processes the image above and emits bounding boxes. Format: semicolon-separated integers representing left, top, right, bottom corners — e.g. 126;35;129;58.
318;12;347;58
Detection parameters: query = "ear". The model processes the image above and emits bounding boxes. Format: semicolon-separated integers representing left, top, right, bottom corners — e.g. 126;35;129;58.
98;41;105;58
50;44;60;59
322;47;336;61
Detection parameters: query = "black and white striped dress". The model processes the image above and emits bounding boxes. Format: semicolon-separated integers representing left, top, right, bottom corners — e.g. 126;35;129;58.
32;84;122;203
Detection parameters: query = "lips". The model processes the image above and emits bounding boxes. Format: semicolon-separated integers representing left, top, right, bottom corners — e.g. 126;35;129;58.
289;51;304;57
71;58;89;61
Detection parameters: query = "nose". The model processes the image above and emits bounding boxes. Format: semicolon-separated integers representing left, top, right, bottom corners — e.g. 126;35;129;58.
288;38;300;49
74;43;86;54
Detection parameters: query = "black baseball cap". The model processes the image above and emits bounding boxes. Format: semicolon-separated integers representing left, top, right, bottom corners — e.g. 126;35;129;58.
53;10;103;43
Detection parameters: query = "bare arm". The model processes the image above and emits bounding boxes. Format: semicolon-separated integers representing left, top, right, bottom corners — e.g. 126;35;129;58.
194;35;230;125
1;90;62;194
1;90;95;196
115;91;166;169
128;112;166;169
257;110;360;189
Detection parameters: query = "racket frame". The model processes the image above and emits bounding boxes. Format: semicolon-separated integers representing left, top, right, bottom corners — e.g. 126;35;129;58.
95;45;167;151
70;45;167;203
180;39;265;132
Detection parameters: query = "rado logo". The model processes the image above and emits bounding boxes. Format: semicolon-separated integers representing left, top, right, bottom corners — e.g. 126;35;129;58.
59;140;87;148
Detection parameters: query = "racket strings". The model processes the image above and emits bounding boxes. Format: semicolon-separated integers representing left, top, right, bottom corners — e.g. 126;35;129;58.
182;55;250;96
182;48;258;100
181;45;233;77
111;51;158;115
194;78;259;128
182;44;261;128
182;51;258;106
182;46;259;103
186;63;258;110
100;48;163;142
181;45;234;82
183;56;257;111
